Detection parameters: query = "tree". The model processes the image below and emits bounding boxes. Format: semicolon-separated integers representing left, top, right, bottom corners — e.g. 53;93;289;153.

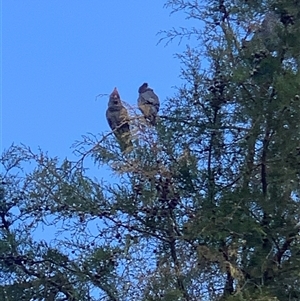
1;0;300;300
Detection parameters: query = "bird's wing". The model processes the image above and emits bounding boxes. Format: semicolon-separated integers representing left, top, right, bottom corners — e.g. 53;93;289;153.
144;90;160;110
106;108;120;130
119;105;130;121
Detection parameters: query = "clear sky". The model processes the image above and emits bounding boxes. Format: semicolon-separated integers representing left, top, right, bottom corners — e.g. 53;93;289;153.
2;2;197;244
2;1;191;161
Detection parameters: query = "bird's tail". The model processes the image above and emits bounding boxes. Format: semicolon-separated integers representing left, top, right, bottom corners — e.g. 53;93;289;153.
149;115;157;126
117;132;133;152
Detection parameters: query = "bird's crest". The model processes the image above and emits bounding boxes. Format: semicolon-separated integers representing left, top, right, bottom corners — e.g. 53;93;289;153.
111;87;120;99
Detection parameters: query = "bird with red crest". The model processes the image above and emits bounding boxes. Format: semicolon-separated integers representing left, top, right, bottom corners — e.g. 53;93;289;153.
106;87;133;152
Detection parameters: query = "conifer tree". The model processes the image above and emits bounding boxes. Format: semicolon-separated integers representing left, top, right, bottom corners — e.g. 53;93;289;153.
1;0;300;300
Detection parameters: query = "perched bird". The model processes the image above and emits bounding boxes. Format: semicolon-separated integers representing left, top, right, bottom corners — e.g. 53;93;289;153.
106;88;133;152
255;12;280;52
137;83;160;125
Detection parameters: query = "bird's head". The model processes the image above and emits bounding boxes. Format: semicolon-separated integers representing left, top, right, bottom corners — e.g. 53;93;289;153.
110;87;120;99
138;83;148;94
108;87;121;106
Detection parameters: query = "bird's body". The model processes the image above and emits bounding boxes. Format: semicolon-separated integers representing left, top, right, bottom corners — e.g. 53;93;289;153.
138;83;160;125
242;12;280;53
255;12;280;51
106;88;132;151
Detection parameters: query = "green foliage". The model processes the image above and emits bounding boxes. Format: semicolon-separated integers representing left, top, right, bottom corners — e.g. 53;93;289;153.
2;0;300;300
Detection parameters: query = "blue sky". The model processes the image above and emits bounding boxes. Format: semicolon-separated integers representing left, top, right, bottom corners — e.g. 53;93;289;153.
2;1;191;161
2;1;198;244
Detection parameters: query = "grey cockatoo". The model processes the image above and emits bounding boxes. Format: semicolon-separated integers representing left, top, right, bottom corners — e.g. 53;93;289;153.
137;83;160;126
255;12;280;51
242;12;280;52
106;88;132;152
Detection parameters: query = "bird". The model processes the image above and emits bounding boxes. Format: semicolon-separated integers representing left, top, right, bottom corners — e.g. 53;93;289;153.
137;83;160;126
256;12;280;52
106;88;133;152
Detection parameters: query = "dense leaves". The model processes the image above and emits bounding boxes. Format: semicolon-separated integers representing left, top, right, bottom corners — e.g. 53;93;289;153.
1;0;300;300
